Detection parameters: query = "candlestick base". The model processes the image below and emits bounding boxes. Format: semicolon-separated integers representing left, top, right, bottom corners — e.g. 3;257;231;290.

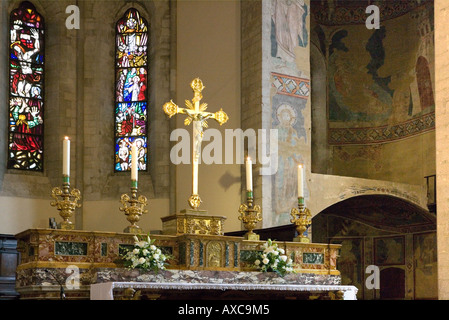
244;231;260;241
58;221;75;231
120;186;148;234
290;197;312;243
123;225;144;234
238;195;262;241
293;235;310;243
50;182;82;230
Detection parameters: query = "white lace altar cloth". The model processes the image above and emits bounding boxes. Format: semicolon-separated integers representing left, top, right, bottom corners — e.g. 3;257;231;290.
90;281;358;300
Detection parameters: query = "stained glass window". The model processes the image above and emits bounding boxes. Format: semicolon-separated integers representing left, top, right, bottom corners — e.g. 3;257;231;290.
114;9;148;172
8;2;44;171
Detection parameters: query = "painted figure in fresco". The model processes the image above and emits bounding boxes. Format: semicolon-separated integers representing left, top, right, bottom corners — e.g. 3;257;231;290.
274;104;303;219
272;0;307;60
338;240;359;287
416;56;435;111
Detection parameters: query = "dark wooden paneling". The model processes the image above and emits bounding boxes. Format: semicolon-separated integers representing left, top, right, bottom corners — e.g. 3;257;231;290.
0;234;20;300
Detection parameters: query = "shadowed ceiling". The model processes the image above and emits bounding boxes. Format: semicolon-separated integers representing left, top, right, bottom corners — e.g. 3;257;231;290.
317;194;435;233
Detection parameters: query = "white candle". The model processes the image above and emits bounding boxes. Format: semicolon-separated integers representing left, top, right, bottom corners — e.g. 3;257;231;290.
131;143;138;181
63;136;70;177
298;164;304;198
246;157;253;191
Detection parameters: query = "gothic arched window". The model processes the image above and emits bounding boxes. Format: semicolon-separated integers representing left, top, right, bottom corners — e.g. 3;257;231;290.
114;8;149;173
8;1;44;171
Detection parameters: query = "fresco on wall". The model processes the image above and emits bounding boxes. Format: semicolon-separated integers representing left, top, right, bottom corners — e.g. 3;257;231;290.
331;237;364;299
266;0;310;228
270;77;308;225
271;0;308;61
270;0;309;76
312;0;433;27
414;232;437;299
374;236;405;265
325;3;434;145
316;213;436;300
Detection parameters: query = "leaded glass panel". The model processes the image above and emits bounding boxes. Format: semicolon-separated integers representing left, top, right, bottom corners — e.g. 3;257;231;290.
8;1;44;171
114;9;148;172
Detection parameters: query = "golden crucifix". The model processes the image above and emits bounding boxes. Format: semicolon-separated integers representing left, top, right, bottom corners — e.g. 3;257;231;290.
163;78;229;210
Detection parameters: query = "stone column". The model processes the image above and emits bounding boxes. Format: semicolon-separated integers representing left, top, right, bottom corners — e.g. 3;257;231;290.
241;0;311;229
435;0;449;300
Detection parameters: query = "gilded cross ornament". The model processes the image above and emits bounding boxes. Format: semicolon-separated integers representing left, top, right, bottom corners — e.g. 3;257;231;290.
163;78;229;210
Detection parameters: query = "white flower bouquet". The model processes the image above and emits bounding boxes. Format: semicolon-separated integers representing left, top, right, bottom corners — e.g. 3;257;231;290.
121;234;170;273
254;239;294;277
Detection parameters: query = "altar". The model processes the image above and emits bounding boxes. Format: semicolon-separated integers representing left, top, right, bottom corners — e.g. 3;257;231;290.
13;78;357;300
14;228;355;300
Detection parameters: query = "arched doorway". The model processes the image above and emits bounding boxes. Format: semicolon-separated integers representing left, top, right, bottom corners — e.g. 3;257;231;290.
312;195;436;300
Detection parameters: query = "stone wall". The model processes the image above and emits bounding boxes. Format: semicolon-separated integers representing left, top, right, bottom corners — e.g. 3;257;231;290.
311;1;436;186
435;0;449;300
241;0;263;222
0;0;172;234
174;0;242;232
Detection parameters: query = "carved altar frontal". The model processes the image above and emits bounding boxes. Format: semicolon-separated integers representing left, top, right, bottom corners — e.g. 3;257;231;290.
15;228;342;300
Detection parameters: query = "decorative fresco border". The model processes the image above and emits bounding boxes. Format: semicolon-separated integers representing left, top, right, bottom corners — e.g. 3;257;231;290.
311;0;433;26
271;72;310;100
328;112;435;145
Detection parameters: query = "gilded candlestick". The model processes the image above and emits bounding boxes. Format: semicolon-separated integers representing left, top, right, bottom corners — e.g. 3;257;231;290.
50;177;81;230
238;190;262;240
119;181;148;234
290;197;312;243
